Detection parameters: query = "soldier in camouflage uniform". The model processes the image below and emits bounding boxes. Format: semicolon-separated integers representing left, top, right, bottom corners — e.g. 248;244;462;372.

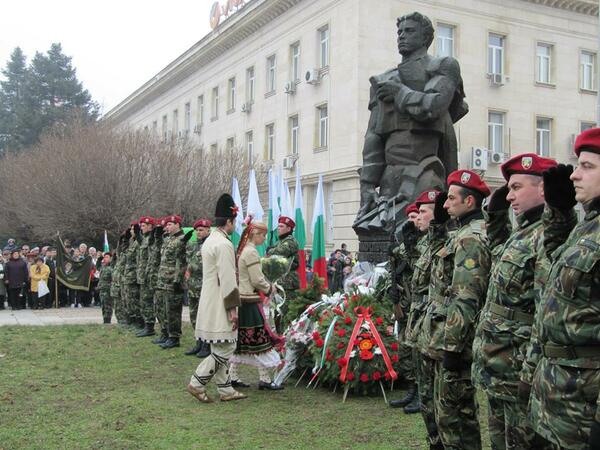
135;216;156;337
113;233;129;325
123;221;143;330
529;129;600;450
156;215;190;349
471;153;557;450
266;216;300;292
149;220;168;344
388;203;422;412
184;219;211;357
97;252;113;324
423;170;491;450
110;252;125;324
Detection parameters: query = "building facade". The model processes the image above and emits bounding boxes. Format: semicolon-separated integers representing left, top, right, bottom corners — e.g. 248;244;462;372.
105;0;599;252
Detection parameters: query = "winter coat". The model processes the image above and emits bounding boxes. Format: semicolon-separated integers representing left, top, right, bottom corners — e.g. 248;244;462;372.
5;258;29;290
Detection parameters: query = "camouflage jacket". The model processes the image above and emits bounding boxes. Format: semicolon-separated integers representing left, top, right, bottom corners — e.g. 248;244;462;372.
136;231;152;285
186;237;206;298
157;230;186;291
390;237;422;313
97;265;112;294
147;231;163;290
422;210;491;361
122;238;139;285
266;233;300;290
471;204;546;400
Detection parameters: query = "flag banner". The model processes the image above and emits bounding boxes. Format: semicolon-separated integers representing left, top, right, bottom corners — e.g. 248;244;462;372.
103;230;110;253
232;177;245;249
311;175;327;288
267;169;280;248
56;236;93;291
247;169;266;256
293;167;308;288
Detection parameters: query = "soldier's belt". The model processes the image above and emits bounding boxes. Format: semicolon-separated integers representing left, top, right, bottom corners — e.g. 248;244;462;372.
489;303;534;325
542;343;600;359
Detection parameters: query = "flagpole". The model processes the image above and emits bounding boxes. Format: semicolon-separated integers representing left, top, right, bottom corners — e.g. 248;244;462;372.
54;266;58;308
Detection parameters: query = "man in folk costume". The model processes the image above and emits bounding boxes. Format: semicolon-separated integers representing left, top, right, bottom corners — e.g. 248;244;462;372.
188;194;246;403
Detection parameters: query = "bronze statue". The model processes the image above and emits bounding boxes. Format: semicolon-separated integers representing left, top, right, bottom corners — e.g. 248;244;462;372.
354;12;467;235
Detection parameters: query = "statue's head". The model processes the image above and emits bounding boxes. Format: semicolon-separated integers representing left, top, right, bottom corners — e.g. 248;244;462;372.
396;12;434;56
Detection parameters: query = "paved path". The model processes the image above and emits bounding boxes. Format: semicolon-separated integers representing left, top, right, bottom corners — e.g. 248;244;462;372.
0;306;191;326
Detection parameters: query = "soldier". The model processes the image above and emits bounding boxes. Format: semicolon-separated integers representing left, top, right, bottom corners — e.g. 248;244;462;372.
110;251;125;325
149;219;168;345
388;202;422;412
114;232;129;326
266;216;300;291
123;221;143;330
188;193;247;403
471;153;557;450
424;169;491;450
97;252;113;324
184;218;212;358
156;215;190;349
529;128;600;449
136;216;156;337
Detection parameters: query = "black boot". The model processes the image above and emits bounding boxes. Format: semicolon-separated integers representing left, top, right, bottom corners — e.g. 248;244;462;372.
196;341;211;358
185;339;203;356
429;443;444;450
152;333;168;345
403;391;421;414
103;318;111;324
160;337;180;349
389;383;417;408
136;324;155;337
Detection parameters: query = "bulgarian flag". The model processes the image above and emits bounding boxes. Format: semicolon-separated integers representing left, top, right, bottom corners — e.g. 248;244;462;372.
246;169;266;256
231;177;244;250
103;230;110;253
311;175;327;288
293;168;308;289
267;169;280;248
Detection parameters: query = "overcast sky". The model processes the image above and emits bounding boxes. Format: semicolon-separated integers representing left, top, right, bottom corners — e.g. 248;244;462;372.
0;0;217;115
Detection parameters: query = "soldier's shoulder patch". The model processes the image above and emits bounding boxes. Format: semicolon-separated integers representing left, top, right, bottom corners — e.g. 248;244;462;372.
463;258;477;270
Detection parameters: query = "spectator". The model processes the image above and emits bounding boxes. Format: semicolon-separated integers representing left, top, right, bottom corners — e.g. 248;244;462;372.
78;243;88;257
45;247;57;307
340;243;348;256
89;247;100;307
20;244;30;258
328;249;344;293
0;251;7;309
72;248;82;261
30;257;50;309
3;238;17;252
5;250;28;309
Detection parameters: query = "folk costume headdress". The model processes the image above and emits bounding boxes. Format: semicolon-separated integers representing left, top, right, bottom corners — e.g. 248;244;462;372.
235;214;267;264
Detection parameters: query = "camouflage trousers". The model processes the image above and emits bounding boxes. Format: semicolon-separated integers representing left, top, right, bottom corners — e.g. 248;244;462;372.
99;292;112;323
154;288;168;337
154;288;184;338
396;319;414;382
416;351;441;447
139;283;155;325
434;361;482;450
530;358;599;450
486;395;556;450
114;286;127;324
189;295;199;330
123;283;141;324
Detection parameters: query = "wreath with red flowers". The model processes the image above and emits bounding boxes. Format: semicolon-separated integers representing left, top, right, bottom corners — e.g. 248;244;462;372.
309;291;401;395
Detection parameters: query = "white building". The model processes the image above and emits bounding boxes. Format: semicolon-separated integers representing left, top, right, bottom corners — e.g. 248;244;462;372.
106;0;599;252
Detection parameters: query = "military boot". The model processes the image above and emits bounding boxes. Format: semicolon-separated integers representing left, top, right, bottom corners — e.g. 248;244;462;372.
403;391;421;414
389;383;417;408
196;341;211;358
184;339;203;356
160;337;180;349
152;333;168;345
136;323;155;337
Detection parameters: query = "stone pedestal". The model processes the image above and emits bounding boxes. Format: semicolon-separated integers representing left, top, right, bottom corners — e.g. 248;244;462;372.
356;230;392;263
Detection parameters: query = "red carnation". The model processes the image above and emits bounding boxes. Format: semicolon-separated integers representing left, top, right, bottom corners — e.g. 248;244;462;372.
347;372;355;381
372;371;382;381
390;342;399;351
392;354;399;363
312;331;321;340
337;342;345;349
333;307;344;316
359;350;374;361
384;371;392;381
337;357;348;367
351;294;359;302
360;373;370;383
337;329;346;337
376;317;384;325
315;338;324;348
344;316;352;325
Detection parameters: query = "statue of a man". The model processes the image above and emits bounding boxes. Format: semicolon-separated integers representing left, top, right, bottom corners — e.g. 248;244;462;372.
354;12;467;232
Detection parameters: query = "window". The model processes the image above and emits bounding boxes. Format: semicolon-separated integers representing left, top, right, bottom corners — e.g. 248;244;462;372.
184;102;191;133
581;51;596;91
536;43;552;84
211;87;219;120
289;115;299;154
317;104;328;148
228;77;236;111
488;111;505;154
245;131;254;165
197;95;204;125
488;33;504;75
265;123;275;160
266;55;276;93
290;42;300;82
226;136;235;151
162;115;168;141
152;120;157;134
436;24;454;57
536;117;552;157
246;66;255;102
172;109;178;135
581;121;595;133
210;143;218;153
319;26;329;68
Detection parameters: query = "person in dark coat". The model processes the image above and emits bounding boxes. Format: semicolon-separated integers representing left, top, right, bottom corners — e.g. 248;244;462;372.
5;250;29;309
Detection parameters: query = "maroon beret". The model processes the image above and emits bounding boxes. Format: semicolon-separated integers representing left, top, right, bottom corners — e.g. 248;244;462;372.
130;220;138;226
165;215;182;225
414;190;441;208
447;169;491;197
405;203;419;216
500;153;557;181
193;219;212;229
278;216;296;229
138;216;155;226
574;127;600;157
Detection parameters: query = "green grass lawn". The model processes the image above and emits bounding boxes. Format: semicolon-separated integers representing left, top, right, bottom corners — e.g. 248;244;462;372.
0;325;491;449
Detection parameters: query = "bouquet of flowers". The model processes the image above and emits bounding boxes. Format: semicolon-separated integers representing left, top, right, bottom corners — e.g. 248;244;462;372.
261;255;292;283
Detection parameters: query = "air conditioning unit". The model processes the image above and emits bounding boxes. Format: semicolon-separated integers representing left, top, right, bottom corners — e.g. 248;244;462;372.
284;81;296;95
305;69;321;85
489;151;504;164
282;155;297;170
241;102;252;113
471;147;489;170
193;124;202;135
488;73;505;86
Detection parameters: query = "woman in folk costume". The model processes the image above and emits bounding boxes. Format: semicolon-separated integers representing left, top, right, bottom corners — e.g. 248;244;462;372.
229;218;284;391
188;193;247;403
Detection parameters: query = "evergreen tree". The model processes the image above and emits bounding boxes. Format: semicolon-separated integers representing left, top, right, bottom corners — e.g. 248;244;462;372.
0;43;99;153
